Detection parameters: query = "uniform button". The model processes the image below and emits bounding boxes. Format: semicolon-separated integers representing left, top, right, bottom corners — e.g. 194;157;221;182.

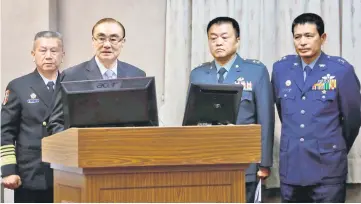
302;96;306;100
300;124;305;128
300;138;304;142
284;94;287;97
42;121;47;126
301;110;305;114
333;145;337;149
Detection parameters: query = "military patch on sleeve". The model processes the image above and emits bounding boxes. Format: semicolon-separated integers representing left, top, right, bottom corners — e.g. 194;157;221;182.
2;90;10;105
0;144;16;166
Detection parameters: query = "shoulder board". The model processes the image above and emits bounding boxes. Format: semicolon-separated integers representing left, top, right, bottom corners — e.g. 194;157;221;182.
243;58;264;66
276;55;298;62
326;55;351;67
195;61;211;68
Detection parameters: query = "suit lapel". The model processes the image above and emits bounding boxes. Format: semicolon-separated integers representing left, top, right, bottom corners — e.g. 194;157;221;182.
206;61;218;83
223;55;244;84
54;72;62;95
85;57;103;80
302;53;328;94
117;61;128;78
290;58;305;92
29;70;52;107
43;71;61;119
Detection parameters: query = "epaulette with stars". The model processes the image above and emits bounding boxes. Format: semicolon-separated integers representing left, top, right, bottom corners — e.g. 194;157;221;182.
325;55;352;67
276;55;298;62
194;62;212;69
197;62;211;67
243;58;265;66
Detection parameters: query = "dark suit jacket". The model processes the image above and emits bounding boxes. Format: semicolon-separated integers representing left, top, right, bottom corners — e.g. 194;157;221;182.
190;54;275;183
46;57;146;135
1;69;58;190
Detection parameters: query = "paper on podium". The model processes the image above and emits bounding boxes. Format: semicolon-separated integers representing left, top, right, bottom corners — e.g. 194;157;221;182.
254;180;262;203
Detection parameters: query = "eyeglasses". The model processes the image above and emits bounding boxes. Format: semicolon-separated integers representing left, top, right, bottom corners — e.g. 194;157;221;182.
93;36;124;45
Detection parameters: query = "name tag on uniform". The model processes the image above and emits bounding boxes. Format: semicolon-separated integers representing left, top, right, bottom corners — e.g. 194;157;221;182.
27;93;39;104
27;99;39;104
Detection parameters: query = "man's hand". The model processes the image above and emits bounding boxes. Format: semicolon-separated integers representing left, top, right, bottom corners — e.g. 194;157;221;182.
2;175;21;189
257;167;270;180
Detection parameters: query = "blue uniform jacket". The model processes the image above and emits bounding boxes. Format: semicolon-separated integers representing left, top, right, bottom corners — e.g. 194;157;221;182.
272;52;361;186
190;54;275;183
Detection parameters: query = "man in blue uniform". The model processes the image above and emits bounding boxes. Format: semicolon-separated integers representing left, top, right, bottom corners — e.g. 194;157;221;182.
190;16;275;203
272;13;361;202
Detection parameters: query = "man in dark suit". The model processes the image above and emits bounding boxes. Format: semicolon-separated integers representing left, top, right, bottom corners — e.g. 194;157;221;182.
1;31;64;202
47;18;145;135
272;13;361;202
189;17;275;203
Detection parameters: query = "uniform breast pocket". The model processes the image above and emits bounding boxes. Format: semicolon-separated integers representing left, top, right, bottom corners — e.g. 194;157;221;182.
23;102;46;120
311;91;337;115
278;92;296;114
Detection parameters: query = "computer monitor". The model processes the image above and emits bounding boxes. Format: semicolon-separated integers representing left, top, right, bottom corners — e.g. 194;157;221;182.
61;77;158;128
182;83;243;126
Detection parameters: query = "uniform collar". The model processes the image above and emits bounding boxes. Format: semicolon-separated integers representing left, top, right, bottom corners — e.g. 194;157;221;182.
37;70;58;87
214;54;237;73
301;53;321;70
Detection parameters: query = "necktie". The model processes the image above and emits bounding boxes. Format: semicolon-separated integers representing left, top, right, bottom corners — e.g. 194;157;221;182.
218;67;227;83
304;66;312;81
47;81;54;93
104;70;116;79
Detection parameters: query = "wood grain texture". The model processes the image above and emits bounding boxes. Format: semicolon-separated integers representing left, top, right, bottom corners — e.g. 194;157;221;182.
53;168;245;202
99;185;231;202
42;128;79;167
46;125;256;202
52;163;249;175
42;125;261;168
54;171;84;203
57;185;81;203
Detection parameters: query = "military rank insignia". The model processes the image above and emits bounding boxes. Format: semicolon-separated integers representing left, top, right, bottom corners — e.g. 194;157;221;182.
312;74;337;90
235;77;253;91
2;90;10;105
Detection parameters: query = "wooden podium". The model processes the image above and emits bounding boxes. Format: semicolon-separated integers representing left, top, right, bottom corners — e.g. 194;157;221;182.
42;125;260;203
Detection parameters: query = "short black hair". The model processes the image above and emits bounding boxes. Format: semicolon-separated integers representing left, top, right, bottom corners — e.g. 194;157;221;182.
207;17;240;38
292;13;324;36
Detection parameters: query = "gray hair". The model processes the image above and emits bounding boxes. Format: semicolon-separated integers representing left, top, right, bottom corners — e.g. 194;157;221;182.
34;31;63;41
33;31;64;49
